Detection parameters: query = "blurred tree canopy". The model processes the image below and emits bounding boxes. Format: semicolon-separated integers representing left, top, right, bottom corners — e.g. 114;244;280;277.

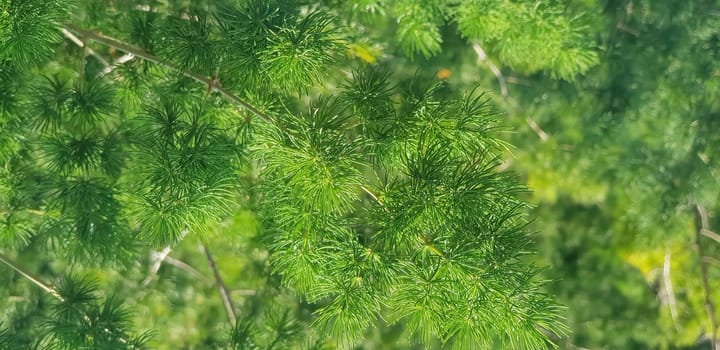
0;0;719;349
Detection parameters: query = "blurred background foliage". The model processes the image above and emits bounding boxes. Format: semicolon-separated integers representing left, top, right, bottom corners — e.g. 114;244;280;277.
1;0;719;349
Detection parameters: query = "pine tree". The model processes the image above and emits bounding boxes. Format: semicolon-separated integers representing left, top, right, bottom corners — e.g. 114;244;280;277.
0;0;601;348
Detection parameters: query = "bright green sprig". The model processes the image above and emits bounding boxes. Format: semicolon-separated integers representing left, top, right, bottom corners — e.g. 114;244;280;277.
127;97;239;245
47;275;153;349
455;0;598;79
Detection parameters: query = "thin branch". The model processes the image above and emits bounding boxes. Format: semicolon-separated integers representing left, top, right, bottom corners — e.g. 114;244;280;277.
470;43;549;142
526;116;550;142
231;289;257;296
702;228;720;244
0;252;64;301
703;256;720;267
142;229;188;286
63;24;273;125
60;28;111;66
163;255;212;283
663;248;680;333
99;53;135;77
361;185;383;207
472;42;508;98
200;243;237;327
693;203;719;350
616;22;640;37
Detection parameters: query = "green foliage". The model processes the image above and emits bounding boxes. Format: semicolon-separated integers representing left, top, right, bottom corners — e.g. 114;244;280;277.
47;275;153;349
0;0;66;67
5;0;713;349
128;97;239;245
392;0;445;58
455;0;598;79
332;0;598;79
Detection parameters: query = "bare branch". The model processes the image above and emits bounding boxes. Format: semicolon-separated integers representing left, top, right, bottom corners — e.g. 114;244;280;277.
361;185;383;207
703;256;720;267
60;28;111;66
142;229;188;286
663;248;680;333
470;43;549;141
231;289;257;296
526;116;550;142
0;252;63;301
99;53;135;77
693;204;719;350
201;243;237;327
702;228;720;244
472;42;508;98
163;255;211;283
616;22;640;37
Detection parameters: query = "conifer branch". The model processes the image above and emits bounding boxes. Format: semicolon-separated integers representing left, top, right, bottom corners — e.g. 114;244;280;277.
693;204;719;350
63;24;274;124
0;252;64;301
0;254;143;346
200;243;237;327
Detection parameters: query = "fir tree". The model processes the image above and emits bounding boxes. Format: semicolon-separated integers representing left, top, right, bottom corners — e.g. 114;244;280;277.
0;0;605;348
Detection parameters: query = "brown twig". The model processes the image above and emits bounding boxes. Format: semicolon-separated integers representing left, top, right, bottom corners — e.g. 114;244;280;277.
693;204;719;350
63;24;273;125
0;252;63;301
200;243;237;327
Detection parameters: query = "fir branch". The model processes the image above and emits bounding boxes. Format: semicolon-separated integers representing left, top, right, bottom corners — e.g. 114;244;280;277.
0;254;146;347
693;204;719;350
63;24;273;125
201;243;237;327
